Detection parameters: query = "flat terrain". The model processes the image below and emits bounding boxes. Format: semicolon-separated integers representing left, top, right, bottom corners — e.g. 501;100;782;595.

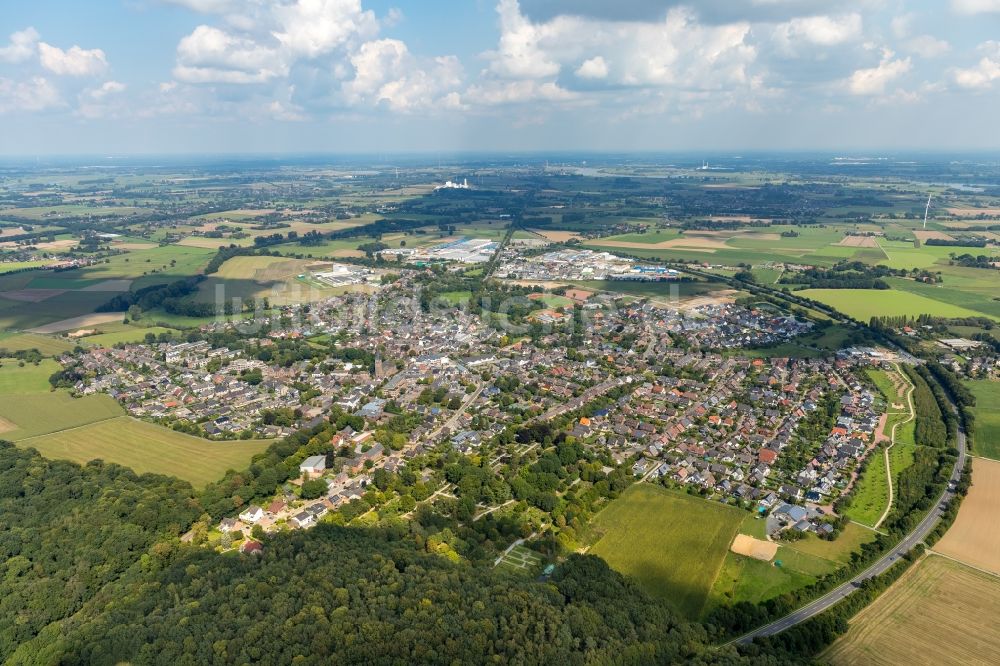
0;332;77;356
822;555;1000;666
17;416;272;488
797;289;991;321
935;457;1000;575
0;359;60;394
0;392;125;439
588;484;745;618
967;380;1000;460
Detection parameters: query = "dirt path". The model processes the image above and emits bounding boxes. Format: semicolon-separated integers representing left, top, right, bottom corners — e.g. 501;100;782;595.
873;363;915;530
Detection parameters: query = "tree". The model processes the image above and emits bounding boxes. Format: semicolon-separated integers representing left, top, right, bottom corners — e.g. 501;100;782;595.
301;478;327;499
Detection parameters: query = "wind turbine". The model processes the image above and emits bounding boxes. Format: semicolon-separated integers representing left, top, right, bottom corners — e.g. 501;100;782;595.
923;193;932;230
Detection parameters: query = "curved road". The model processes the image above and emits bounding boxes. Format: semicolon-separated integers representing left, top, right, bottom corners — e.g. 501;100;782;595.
732;410;967;645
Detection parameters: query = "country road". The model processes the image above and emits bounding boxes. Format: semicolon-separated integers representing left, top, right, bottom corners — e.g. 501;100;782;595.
732;404;967;645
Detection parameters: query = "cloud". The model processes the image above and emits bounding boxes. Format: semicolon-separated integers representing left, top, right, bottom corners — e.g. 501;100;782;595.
38;42;109;76
0;76;62;113
0;27;39;63
773;13;862;51
951;0;1000;14
847;50;911;95
343;39;463;111
272;0;378;57
464;79;578;105
483;0;757;93
952;41;1000;89
174;25;286;83
576;56;608;79
76;80;128;119
904;35;950;59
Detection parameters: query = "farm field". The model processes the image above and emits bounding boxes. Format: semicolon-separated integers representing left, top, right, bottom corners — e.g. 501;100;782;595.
797;289;991;321
966;380;1000;460
587;484;745;618
822;555;1000;666
935;457;1000;575
0;392;124;439
16;416;272;488
0;359;60;394
81;326;177;347
0;332;77;356
565;279;735;302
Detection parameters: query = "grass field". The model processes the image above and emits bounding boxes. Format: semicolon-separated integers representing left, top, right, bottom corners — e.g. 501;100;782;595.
16;416;272;488
0;392;125;439
588;484;745;618
967;380;1000;460
822;555;1000;666
0;359;60;395
0;332;77;356
798;289;991;321
81;326;177;347
935;457;1000;575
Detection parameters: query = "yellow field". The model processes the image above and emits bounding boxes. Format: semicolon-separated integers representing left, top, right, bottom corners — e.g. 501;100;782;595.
935;457;1000;574
823;555;1000;666
18;416;272;488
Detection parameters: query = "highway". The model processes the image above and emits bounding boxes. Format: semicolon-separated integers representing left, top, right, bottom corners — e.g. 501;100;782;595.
732;413;967;644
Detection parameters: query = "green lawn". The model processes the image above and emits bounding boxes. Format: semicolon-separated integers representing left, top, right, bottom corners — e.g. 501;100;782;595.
588;485;745;618
0;392;125;439
16;416;272;488
798;289;992;321
967;380;1000;460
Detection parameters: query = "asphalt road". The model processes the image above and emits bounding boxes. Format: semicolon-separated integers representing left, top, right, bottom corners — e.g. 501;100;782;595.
733;415;967;644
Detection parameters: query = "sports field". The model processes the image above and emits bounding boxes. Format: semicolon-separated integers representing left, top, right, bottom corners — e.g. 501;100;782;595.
0;392;125;439
588;484;745;618
935;457;1000;575
967;380;1000;460
17;416;272;487
822;555;1000;666
797;289;990;321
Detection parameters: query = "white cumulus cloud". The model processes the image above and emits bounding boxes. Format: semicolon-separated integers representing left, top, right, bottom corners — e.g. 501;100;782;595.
0;76;62;113
174;25;286;83
773;13;862;52
576;56;608;79
952;41;1000;89
38;42;109;76
847;50;911;95
951;0;1000;14
0;27;40;63
344;38;463;111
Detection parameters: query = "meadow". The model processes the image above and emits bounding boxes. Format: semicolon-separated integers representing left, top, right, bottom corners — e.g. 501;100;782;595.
0;332;77;356
0;359;60;394
797;289;991;321
0;392;125;439
17;417;272;488
822;555;1000;666
966;380;1000;460
587;484;745;618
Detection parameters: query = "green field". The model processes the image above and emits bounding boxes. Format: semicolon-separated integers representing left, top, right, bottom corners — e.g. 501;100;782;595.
495;545;544;578
0;392;125;439
81;326;177;347
588;484;745;618
967;380;1000;460
0;359;60;394
566;279;732;301
16;416;272;488
0;332;77;356
798;289;992;321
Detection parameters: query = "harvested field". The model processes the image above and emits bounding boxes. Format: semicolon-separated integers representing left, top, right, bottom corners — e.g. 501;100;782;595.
0;289;65;302
823;555;1000;666
934;457;1000;574
529;229;581;242
33;239;77;251
945;207;1000;217
28;312;128;334
0;416;15;433
79;279;133;292
837;235;880;247
730;534;778;561
913;230;956;242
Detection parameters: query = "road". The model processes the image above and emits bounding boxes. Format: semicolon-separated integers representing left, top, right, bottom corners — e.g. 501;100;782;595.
531;376;633;424
427;382;484;440
733;412;967;645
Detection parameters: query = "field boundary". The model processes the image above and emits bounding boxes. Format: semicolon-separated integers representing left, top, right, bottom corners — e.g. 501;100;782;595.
873;364;915;530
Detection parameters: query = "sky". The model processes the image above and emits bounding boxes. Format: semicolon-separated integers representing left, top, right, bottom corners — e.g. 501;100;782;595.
2;0;1000;155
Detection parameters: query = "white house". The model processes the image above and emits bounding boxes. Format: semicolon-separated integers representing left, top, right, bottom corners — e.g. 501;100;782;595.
239;505;265;524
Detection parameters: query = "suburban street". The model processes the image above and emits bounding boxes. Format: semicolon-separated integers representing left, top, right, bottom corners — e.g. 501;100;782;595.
733;408;968;644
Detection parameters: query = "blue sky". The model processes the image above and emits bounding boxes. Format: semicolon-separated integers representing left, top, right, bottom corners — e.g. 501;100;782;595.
2;0;1000;154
